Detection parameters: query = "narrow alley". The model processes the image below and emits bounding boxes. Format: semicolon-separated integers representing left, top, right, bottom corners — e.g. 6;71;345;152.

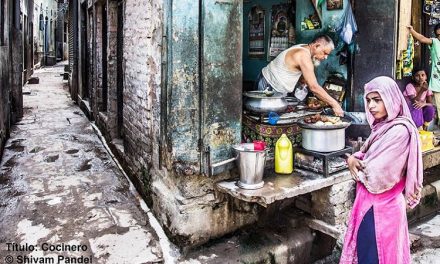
0;64;170;263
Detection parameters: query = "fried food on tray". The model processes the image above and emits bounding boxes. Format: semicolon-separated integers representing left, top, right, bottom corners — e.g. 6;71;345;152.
303;114;342;125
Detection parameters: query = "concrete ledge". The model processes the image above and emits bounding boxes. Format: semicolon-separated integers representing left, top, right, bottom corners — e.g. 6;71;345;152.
216;169;351;207
304;218;341;239
78;98;93;120
422;146;440;170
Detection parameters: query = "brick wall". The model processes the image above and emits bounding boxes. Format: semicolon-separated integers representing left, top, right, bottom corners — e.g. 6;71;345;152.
93;3;103;116
122;0;161;177
311;180;356;245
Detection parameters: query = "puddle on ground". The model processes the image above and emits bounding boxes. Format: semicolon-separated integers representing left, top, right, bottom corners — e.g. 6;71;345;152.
0;173;10;185
65;149;79;154
6;142;25;152
44;155;59;163
3;157;17;167
30;146;45;153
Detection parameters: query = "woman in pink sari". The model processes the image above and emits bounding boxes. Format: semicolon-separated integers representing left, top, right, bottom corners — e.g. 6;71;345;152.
339;76;423;264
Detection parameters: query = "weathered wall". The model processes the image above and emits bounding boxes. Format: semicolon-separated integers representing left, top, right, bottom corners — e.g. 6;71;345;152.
351;0;397;111
122;0;158;178
122;0;257;248
95;0;118;139
0;0;12;158
0;44;11;158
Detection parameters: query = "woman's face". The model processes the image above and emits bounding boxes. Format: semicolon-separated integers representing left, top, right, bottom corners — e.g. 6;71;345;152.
366;92;387;120
414;70;427;84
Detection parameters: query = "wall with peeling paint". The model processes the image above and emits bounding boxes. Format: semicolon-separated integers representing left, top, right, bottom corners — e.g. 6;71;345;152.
0;0;12;157
109;0;257;248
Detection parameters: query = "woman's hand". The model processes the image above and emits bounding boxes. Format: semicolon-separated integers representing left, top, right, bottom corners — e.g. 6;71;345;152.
407;186;422;208
347;155;365;181
413;101;426;109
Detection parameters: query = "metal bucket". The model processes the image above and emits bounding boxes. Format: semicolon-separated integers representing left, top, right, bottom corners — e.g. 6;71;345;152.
233;143;267;190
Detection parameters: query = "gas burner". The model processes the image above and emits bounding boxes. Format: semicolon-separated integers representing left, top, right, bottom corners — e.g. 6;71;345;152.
293;147;353;177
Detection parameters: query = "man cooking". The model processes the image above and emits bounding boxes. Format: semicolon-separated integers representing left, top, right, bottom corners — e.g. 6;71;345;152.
255;35;344;117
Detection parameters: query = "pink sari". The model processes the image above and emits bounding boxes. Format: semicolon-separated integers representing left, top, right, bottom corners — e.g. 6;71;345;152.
340;77;423;263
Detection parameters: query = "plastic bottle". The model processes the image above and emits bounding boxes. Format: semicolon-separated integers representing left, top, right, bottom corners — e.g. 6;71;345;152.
275;134;293;174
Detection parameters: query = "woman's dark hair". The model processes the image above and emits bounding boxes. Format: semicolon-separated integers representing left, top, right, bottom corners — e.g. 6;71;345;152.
435;23;440;33
411;67;428;85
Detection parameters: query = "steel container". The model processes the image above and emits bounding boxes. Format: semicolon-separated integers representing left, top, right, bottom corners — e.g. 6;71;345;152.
297;117;351;152
244;91;288;113
301;128;346;152
233;143;267;189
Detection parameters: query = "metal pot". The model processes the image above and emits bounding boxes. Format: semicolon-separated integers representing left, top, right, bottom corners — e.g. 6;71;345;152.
301;128;346;152
244;91;288;113
297;118;351;152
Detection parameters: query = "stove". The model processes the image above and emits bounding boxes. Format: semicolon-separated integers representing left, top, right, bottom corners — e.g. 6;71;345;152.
242;110;324;155
293;146;353;177
242;113;301;155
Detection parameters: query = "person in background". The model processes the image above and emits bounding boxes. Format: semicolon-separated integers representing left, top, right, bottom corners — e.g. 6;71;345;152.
340;76;423;264
408;24;440;124
255;35;344;116
403;68;435;130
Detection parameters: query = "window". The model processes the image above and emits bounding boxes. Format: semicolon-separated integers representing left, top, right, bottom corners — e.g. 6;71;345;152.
0;0;5;45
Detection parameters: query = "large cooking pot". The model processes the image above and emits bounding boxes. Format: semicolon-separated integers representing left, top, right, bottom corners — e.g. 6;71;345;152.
297;118;351;152
244;91;288;113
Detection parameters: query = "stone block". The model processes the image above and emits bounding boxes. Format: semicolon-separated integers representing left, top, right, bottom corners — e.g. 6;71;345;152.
311;181;355;226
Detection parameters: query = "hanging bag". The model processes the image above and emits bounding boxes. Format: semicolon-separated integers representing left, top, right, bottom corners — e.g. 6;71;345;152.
337;3;358;45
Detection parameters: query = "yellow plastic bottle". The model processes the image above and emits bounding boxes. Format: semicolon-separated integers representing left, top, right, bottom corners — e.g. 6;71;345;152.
275;134;293;174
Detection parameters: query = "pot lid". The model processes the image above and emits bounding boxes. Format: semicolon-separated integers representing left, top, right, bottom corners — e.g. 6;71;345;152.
244;91;285;99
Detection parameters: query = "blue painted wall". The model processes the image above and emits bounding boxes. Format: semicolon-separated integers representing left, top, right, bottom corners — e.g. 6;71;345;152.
243;0;350;85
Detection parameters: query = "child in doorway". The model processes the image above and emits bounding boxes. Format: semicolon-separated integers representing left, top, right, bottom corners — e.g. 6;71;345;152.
403;68;436;130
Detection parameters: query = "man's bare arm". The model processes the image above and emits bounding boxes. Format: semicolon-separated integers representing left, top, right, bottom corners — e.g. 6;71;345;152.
408;26;433;45
298;52;343;116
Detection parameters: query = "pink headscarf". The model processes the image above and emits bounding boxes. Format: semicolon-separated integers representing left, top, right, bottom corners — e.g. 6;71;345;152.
354;76;423;208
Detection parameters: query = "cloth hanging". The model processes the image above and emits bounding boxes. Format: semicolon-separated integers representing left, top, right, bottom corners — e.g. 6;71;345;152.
337;3;358;45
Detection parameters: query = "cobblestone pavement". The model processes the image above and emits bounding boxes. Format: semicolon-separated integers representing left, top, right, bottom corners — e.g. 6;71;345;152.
0;64;173;264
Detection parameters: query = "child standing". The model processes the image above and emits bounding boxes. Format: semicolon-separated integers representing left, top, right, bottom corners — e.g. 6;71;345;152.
403;68;436;130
